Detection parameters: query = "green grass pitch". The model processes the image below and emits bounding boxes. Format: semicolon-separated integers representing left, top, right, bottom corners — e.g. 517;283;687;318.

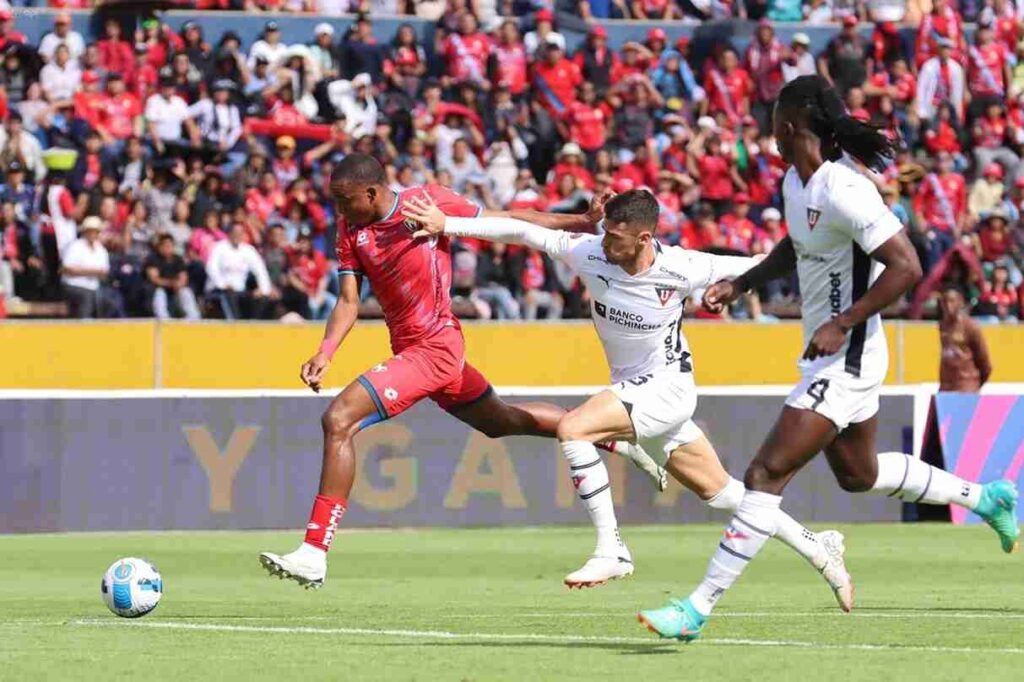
1;524;1021;681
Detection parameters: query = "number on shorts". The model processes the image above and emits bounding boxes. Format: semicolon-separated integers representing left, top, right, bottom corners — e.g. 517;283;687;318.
806;378;830;411
620;373;653;389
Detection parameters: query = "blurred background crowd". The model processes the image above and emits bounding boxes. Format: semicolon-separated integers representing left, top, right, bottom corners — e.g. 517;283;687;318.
0;0;1022;323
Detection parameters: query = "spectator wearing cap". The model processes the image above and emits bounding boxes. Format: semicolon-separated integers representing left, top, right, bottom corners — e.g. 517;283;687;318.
572;25;617;97
309;23;341;82
145;75;196;155
61;216;110;318
650;43;705;111
441;12;491;90
746;19;785;132
272;136;301;188
138;18;184;73
916;0;966;69
38;12;85;64
187;79;245;175
914;37;965;126
818;16;868;97
145;232;200;320
72;69;104;130
40;44;81;103
248;21;288;71
205;221;274;320
548;142;595;192
525;9;566;58
489;19;528;97
969;163;1008;221
98;18;133;81
532;34;582;117
914;151;967;270
701;47;752;128
342;14;386;82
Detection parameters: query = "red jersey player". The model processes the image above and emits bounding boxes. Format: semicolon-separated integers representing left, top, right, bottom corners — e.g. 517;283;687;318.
259;154;664;589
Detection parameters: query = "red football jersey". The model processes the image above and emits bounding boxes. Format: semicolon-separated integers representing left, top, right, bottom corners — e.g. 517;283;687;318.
335;185;481;352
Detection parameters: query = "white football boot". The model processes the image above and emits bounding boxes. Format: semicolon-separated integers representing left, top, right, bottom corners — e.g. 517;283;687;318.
259;543;327;590
565;532;634;589
615;441;668;492
814;530;854;612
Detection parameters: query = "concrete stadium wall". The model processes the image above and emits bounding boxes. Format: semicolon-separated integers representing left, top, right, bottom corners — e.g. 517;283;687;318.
2;320;1023;389
0;390;910;532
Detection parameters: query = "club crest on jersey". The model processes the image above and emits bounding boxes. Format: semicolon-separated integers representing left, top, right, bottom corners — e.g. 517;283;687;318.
807;208;822;230
654;286;674;306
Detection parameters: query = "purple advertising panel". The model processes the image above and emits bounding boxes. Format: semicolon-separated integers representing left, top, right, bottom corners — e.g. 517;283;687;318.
0;392;910;532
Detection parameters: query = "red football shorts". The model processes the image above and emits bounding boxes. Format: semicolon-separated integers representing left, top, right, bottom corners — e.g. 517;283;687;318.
357;325;492;420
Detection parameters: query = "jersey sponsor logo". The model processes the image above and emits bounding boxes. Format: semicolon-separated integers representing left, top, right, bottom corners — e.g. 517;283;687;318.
657;266;686;282
655;286;674;306
828;271;842;317
322;503;345;549
383;387;399;401
593;301;661;331
596;274;611;287
807;207;822;229
356;231;369;246
723;526;749;542
587;254;609;263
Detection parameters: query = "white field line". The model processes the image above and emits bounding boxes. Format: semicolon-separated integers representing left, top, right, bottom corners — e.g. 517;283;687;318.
161;611;1024;622
68;619;1024;654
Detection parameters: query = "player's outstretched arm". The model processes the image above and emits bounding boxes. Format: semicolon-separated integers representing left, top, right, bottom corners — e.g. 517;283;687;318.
300;274;361;393
402;196;572;258
703;237;797;313
480;188;613;232
804;230;922;360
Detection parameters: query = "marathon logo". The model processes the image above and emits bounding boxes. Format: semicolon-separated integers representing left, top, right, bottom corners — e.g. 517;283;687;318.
828;271;842;317
593;301;661;331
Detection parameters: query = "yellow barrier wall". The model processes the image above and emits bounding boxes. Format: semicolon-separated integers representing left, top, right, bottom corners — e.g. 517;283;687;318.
1;320;1022;388
0;322;155;388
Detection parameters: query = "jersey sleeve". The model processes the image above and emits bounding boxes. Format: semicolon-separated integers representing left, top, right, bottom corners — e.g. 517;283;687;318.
831;174;904;254
426;184;484;218
444;216;593;267
334;228;362;277
668;248;758;293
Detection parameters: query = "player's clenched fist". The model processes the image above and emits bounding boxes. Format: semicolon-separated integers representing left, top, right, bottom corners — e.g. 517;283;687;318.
702;280;741;314
300;352;331;393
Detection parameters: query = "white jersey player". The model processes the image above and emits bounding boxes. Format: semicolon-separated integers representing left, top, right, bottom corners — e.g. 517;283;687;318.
639;75;1018;644
402;189;854;605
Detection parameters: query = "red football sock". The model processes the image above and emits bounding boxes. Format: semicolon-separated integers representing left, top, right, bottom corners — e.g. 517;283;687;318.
303;494;348;552
595;442;616;454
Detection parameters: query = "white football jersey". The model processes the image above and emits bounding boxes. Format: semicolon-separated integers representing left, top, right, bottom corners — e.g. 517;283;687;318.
527;232;754;383
782;157;903;382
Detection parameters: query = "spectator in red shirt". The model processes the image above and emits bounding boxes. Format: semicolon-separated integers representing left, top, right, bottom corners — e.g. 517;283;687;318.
127;43;158;101
245;172;285;226
94;73;142;148
922;101;965;159
489;18;527;97
73;71;105;131
611;42;651;84
614;143;659;190
701;47;752;128
286;229;333;320
915;151;968;269
547;142;595;193
531;36;582;117
966;22;1011;116
976;264;1019;321
558;82;609;162
975;211;1015;265
572;25;617;97
916;0;966;68
687;122;746;216
98;18;134;82
745;19;785;131
632;0;683;20
719;192;758;254
442;11;491;91
971;101;1020;186
0;9;26;53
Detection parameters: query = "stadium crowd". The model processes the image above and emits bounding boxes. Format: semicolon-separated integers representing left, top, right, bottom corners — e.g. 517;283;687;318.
0;1;1023;322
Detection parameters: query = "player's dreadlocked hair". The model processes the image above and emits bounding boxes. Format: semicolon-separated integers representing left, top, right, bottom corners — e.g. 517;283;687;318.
778;75;897;173
331;152;387;187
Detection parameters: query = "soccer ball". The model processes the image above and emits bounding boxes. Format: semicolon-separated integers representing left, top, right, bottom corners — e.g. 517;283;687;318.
100;557;163;618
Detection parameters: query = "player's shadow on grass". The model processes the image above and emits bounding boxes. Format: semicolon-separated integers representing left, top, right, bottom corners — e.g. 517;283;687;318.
370;642;680;655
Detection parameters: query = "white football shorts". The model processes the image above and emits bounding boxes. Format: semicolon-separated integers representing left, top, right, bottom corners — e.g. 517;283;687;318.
609;370;704;464
784;369;882;432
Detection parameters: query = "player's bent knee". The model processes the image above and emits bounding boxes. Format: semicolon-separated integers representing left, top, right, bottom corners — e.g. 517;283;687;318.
555;414;585;442
834;471;873;493
320;405;362;440
743;458;788;492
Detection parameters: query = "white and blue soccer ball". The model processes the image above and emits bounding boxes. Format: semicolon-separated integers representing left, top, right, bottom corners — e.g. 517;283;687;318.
100;557;163;618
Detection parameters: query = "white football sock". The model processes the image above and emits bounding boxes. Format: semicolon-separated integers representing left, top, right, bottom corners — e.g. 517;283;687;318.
689;490;781;616
562;440;626;558
871;452;982;510
705;477;821;567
